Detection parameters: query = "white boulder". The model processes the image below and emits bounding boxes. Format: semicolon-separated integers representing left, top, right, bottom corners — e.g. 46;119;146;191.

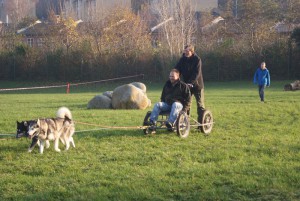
130;82;146;93
87;95;112;109
112;84;150;109
103;91;113;99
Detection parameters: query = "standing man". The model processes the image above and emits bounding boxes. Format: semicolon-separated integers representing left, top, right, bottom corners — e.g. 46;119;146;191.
175;44;205;123
253;61;270;102
148;69;191;133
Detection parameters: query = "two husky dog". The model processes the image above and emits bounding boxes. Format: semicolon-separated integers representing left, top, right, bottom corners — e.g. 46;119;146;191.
17;107;75;154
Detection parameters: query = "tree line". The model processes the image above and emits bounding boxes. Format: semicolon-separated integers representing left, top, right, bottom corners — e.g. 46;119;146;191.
0;0;300;82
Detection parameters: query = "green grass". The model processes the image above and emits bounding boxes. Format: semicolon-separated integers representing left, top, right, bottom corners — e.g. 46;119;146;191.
0;81;299;201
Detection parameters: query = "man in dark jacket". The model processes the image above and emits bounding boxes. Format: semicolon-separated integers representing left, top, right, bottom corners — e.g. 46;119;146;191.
175;44;205;122
148;69;191;132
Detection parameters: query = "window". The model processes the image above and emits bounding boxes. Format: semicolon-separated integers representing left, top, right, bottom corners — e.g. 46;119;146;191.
27;38;34;47
37;38;44;47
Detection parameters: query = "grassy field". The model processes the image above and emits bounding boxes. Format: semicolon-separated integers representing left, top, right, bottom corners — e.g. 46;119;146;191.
0;80;299;201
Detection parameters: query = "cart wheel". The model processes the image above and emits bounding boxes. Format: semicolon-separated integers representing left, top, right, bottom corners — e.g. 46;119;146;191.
199;110;213;134
176;112;190;138
143;111;152;134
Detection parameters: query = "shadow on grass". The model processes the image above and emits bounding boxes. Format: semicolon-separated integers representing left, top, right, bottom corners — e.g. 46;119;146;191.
74;128;177;139
76;129;145;138
0;138;30;152
41;103;88;110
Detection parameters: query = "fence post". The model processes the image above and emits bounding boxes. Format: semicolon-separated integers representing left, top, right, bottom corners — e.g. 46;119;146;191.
66;83;70;94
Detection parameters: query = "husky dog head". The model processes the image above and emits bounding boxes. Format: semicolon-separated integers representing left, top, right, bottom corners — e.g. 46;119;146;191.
16;121;32;138
27;119;41;139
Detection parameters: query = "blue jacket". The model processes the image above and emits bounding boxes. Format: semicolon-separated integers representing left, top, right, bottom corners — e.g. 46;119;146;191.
253;68;270;86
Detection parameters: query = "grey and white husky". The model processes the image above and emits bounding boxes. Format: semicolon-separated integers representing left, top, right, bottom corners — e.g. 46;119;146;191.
27;107;75;154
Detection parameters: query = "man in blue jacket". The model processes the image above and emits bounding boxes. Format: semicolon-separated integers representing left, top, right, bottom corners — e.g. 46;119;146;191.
253;62;271;102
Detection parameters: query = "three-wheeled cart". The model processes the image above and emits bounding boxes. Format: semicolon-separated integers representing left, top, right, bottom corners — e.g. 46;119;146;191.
142;109;213;138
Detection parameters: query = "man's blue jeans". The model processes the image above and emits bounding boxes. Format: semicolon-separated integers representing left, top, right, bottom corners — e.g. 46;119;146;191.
149;102;183;124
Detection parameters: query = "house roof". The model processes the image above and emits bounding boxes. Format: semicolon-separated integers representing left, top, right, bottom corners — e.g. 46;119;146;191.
273;22;300;33
201;16;225;32
17;22;63;36
16;19;84;37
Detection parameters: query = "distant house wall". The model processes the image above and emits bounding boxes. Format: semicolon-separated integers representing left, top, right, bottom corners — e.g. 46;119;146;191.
192;0;218;11
150;0;218;12
22;36;45;47
64;0;131;21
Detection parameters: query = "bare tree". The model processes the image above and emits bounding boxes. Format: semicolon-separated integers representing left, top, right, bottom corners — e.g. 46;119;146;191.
278;0;300;23
4;0;37;24
227;0;280;56
151;0;196;57
99;8;151;59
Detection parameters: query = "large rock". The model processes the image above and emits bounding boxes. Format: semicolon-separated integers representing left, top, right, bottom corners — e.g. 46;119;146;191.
112;84;150;109
147;98;152;107
130;82;146;93
87;95;112;109
284;80;300;91
102;91;113;99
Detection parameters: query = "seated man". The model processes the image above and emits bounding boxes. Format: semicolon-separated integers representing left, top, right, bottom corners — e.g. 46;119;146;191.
148;69;191;132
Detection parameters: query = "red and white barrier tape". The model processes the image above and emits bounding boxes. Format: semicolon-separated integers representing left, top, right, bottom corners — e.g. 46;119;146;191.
0;74;144;92
0;84;66;92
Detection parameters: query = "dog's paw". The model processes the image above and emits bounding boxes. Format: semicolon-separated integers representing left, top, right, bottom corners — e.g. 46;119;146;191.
45;140;50;148
55;148;61;152
28;149;33;153
48;133;55;141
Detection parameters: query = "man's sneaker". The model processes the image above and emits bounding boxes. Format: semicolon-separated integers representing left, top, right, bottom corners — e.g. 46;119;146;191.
149;126;156;134
144;120;156;134
145;120;156;126
165;121;174;132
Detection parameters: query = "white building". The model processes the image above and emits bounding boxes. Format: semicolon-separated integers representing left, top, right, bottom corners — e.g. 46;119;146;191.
63;0;131;21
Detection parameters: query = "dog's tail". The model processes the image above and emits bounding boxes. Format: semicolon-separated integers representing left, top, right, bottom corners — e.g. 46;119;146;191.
56;107;72;120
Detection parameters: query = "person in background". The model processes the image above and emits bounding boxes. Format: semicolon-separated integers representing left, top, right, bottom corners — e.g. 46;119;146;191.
175;44;205;123
147;69;191;133
253;61;270;102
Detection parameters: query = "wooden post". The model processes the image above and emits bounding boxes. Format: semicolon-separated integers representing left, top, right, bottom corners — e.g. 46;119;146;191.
66;83;70;94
